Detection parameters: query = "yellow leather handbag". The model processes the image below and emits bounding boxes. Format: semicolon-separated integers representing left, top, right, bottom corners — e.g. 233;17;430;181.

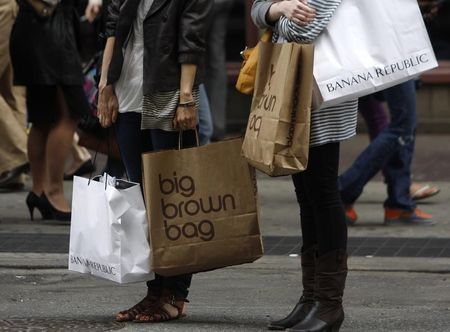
235;30;272;95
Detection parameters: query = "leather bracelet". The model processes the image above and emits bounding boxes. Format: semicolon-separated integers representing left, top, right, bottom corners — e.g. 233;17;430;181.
178;101;196;108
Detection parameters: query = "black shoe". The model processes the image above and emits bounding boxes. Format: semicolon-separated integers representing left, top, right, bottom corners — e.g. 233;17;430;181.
64;160;95;180
287;250;348;332
268;246;317;330
268;300;315;330
0;163;29;186
26;192;52;220
40;194;71;222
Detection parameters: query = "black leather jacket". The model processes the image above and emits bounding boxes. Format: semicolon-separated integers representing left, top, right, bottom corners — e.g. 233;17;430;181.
105;0;212;93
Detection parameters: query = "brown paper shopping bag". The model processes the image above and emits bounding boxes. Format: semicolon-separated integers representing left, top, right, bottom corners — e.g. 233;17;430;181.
242;42;314;176
142;138;263;277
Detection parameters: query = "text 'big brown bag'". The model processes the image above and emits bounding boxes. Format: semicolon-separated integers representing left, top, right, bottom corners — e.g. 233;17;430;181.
142;138;263;277
242;42;314;176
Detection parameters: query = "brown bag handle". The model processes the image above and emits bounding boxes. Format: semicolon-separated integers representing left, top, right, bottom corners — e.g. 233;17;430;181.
178;129;200;150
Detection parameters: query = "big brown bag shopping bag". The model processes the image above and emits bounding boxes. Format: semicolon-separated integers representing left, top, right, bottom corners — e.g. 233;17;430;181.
142;138;263;277
242;42;314;176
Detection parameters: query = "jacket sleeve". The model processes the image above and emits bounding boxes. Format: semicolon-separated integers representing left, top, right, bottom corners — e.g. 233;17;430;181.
251;0;275;29
104;0;121;38
178;0;213;64
277;0;341;43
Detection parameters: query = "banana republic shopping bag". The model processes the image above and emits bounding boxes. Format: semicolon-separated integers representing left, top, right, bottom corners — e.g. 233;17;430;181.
242;42;314;176
313;0;438;107
142;138;263;277
69;175;153;283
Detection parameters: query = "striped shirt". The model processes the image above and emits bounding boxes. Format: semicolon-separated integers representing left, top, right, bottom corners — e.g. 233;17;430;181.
141;88;200;131
252;0;358;147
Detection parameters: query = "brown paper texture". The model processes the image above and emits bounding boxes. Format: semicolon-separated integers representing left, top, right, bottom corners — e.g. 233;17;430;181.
242;42;314;176
142;138;263;276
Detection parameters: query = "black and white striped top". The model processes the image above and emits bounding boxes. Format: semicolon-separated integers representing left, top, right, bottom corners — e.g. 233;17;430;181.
141;88;200;131
252;0;358;147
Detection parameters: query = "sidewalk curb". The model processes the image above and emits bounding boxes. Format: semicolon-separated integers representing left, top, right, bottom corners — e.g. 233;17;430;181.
1;253;450;273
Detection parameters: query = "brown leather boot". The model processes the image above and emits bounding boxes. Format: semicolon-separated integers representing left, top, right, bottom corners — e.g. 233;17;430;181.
268;246;317;330
287;249;347;332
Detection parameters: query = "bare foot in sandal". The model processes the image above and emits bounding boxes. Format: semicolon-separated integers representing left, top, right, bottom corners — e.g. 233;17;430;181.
134;291;187;323
410;183;440;201
115;294;158;322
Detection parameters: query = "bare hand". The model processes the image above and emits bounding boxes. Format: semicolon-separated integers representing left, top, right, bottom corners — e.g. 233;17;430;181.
173;104;197;130
98;85;118;128
85;4;101;23
279;0;316;26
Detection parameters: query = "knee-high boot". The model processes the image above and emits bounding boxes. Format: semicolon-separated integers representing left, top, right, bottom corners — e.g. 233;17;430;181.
268;246;317;330
288;249;347;332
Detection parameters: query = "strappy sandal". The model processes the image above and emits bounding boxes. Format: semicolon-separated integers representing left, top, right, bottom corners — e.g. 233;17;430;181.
410;183;440;201
115;294;158;322
134;293;187;323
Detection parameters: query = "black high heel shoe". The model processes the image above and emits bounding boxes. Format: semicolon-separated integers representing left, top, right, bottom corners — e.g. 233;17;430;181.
40;194;72;222
26;192;52;220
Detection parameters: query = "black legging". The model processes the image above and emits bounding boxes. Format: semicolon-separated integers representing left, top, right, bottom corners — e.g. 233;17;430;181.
292;143;347;256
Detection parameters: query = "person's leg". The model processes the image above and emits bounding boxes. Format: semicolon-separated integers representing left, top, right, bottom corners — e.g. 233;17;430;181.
205;1;233;140
358;95;389;141
268;172;317;330
0;0;28;179
290;143;347;332
0;65;28;175
114;112;163;322
339;90;414;206
304;143;347;255
44;87;77;212
65;133;93;176
28;124;49;195
148;128;196;299
382;80;416;211
198;84;213;145
133;128;196;323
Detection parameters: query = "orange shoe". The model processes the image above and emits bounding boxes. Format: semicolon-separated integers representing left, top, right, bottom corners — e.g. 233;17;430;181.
344;205;358;226
384;208;435;226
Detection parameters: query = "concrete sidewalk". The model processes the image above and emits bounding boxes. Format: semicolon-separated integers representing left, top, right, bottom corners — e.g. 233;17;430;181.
0;134;449;331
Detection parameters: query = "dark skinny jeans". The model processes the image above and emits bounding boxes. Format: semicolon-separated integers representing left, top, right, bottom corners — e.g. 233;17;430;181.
292;143;348;256
115;112;195;299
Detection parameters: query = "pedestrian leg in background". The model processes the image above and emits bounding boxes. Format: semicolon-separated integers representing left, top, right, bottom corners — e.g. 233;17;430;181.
198;84;213;145
0;0;28;190
339;80;434;226
205;0;233;141
64;133;95;180
382;81;433;225
358;94;440;202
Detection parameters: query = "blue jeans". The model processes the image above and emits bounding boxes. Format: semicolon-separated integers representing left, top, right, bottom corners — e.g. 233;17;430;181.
115;112;196;299
198;84;213;145
339;80;417;211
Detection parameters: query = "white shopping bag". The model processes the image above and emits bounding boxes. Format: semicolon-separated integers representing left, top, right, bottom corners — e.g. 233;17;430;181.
314;0;438;107
68;175;153;283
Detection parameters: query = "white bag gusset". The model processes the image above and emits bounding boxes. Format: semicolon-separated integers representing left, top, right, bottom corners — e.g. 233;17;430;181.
313;0;438;107
69;175;153;283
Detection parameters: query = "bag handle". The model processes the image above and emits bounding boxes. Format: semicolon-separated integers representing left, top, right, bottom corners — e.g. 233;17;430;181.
88;126;114;190
178;128;200;150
